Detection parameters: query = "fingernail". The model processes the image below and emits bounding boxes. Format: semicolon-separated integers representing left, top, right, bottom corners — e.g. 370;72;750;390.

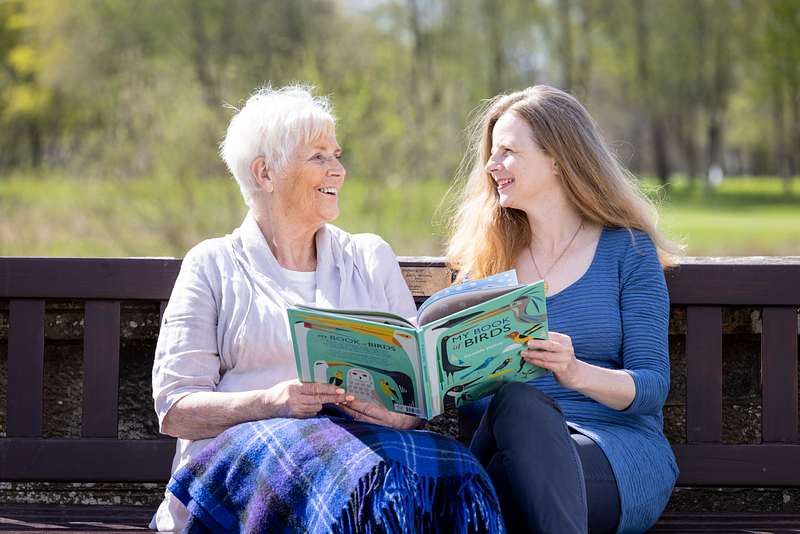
346;395;355;401
336;388;345;394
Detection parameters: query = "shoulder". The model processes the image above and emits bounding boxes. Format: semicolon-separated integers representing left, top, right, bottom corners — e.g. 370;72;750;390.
181;237;231;272
325;224;399;266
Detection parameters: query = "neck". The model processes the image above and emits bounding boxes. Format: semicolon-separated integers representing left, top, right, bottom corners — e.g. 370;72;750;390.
525;202;584;255
252;203;319;272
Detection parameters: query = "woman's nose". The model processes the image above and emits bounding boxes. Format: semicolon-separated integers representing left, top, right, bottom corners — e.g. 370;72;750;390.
485;156;501;174
331;157;345;178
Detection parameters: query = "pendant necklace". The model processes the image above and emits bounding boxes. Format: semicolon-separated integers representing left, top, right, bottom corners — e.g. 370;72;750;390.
529;218;585;294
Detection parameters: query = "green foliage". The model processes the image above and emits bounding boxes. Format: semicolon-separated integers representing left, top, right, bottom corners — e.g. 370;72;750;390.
0;0;799;259
1;173;797;258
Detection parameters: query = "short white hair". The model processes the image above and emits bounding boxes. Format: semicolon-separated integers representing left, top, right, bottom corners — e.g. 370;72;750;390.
220;83;337;208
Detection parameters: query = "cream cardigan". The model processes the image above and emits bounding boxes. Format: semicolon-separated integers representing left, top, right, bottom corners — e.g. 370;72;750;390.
150;211;417;531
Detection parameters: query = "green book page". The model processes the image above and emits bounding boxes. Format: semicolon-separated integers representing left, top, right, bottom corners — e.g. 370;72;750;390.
420;281;550;416
288;308;430;418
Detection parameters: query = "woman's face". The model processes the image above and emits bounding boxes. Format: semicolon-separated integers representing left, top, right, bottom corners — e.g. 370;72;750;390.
485;112;560;210
274;135;346;229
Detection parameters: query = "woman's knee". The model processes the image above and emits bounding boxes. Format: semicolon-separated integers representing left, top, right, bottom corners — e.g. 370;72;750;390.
488;381;564;423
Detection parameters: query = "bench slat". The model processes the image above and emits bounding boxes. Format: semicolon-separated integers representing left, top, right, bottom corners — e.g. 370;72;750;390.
665;264;800;305
0;439;176;482
83;301;122;438
673;443;800;486
7;300;46;438
686;306;723;443
0;257;181;300
761;306;799;444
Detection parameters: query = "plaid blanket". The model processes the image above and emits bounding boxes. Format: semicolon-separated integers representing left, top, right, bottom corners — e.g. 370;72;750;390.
167;406;505;534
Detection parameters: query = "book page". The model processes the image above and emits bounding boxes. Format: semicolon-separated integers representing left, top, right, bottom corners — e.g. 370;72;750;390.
289;308;428;418
416;269;519;326
421;282;550;415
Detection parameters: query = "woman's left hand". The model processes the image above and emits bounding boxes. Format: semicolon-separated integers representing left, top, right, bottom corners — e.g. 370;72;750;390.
337;399;422;430
522;332;583;390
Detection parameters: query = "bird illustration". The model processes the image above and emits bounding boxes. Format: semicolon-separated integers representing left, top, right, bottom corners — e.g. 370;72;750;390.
491;358;513;374
506;296;547;325
439;334;470;384
460;355;497;379
380;379;400;402
313;360;353;383
479;376;507;396
354;363;417;407
514;357;528;376
442;377;482;411
508;331;532;343
329;370;343;386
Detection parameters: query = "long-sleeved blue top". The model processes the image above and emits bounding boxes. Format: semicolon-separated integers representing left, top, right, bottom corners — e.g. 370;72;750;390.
459;226;679;534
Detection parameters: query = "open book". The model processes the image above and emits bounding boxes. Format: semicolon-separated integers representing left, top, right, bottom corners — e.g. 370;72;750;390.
288;270;550;419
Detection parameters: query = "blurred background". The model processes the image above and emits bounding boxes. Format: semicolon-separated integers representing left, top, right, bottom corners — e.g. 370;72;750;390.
0;0;798;258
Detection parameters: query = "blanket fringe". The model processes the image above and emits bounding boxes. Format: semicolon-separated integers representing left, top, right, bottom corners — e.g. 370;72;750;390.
332;460;505;534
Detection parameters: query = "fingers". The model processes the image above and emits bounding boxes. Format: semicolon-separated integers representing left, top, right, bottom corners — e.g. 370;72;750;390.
300;381;354;404
521;331;573;369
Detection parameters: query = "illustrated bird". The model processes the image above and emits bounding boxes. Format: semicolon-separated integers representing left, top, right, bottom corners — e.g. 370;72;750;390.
355;363;417;407
438;334;470;383
508;331;532;343
329;370;343;386
313;360;352;383
380;379;400;402
491;358;513;374
442;377;482;411
479;376;507;396
506;296;547;326
460;355;497;379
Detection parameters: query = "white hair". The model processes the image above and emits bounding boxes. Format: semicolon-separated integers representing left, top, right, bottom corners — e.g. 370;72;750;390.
220;83;337;208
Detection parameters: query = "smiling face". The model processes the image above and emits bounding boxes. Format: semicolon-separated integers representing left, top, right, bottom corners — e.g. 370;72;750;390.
272;135;346;231
485;112;560;211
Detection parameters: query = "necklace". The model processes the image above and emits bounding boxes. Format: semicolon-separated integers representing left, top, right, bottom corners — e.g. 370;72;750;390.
528;218;585;294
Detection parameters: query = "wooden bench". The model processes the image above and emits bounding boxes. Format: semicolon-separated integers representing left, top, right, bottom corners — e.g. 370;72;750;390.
1;256;799;532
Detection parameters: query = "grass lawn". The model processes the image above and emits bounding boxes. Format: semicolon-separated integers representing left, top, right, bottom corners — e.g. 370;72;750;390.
0;174;797;258
654;176;800;256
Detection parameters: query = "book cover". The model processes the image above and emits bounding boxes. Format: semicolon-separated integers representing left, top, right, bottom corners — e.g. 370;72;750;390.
289;271;550;419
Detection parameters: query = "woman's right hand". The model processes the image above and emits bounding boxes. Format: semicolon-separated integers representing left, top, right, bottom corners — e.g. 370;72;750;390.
264;379;354;419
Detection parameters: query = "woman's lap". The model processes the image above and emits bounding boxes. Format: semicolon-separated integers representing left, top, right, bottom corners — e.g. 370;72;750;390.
469;382;620;534
168;406;506;534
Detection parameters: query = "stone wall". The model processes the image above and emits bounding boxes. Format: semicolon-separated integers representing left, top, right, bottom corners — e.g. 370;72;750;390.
0;300;798;511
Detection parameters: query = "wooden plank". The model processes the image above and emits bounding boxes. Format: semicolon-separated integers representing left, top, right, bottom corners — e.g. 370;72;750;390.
686;306;723;443
6;300;46;438
83;301;122;438
761;307;799;444
0;504;156;532
648;512;800;533
673;443;800;486
0;257;181;300
0;439;176;482
665;264;800;306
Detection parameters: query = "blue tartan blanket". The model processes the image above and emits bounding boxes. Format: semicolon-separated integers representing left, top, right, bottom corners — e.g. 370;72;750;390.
167;406;505;534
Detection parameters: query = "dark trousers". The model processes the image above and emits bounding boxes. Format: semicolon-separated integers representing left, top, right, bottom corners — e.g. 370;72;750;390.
469;382;621;534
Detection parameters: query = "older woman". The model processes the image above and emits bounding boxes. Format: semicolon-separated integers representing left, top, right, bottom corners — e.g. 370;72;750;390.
445;86;683;534
150;84;504;533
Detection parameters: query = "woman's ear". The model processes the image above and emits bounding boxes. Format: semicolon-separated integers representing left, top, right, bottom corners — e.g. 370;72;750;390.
251;157;274;193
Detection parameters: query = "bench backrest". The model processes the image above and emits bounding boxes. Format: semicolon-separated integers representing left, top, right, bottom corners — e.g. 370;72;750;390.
1;256;798;486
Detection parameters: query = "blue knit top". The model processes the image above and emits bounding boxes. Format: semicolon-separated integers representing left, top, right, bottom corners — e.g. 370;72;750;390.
459;226;679;534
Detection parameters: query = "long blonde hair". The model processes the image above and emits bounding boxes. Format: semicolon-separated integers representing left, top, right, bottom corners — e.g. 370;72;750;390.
445;85;682;283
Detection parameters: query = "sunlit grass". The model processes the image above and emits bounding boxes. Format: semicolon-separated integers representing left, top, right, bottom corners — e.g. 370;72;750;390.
1;174;798;258
651;176;800;256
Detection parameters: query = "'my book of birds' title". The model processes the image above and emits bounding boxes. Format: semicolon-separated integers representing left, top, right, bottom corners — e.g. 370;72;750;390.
288;270;550;419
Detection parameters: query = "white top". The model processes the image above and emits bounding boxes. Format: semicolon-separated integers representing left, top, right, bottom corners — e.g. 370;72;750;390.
149;211;416;531
282;267;317;305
